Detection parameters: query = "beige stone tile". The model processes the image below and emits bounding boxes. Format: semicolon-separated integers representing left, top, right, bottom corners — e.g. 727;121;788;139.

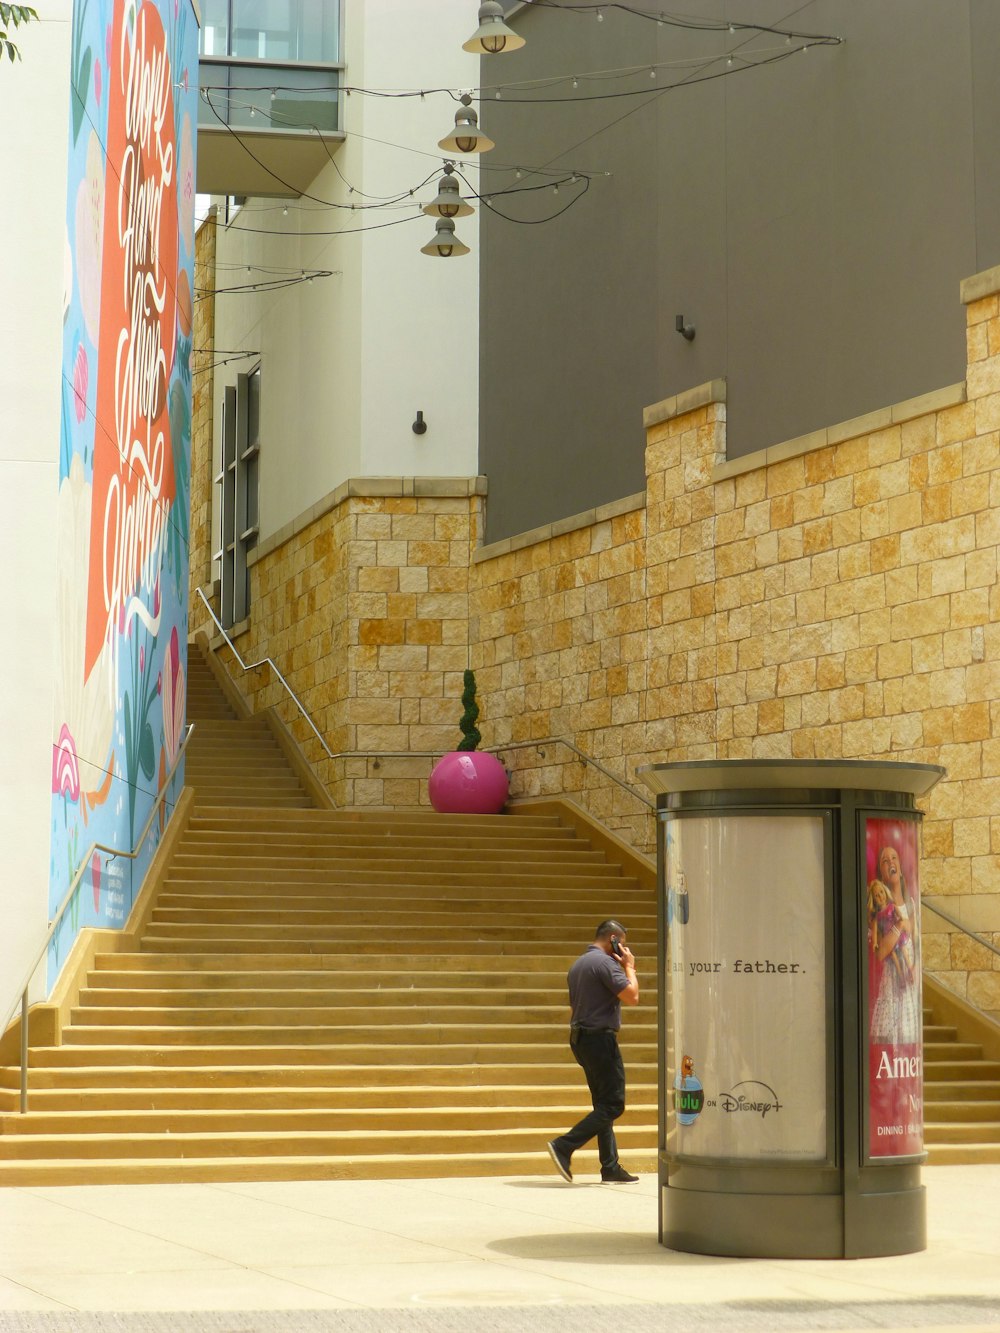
11;1265;352;1312
265;1256;636;1308
0;1276;69;1311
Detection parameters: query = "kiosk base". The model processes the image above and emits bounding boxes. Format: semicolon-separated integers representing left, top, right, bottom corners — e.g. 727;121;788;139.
661;1183;926;1259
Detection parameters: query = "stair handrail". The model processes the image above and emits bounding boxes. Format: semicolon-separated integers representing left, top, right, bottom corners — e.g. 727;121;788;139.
2;723;195;1114
298;737;654;811
923;896;1000;960
195;586;334;759
489;737;655;811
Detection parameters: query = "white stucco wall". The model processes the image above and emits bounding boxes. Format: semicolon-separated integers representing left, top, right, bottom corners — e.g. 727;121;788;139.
0;2;72;1017
212;0;482;547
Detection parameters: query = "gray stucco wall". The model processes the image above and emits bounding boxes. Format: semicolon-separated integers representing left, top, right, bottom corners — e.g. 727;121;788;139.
479;0;1000;544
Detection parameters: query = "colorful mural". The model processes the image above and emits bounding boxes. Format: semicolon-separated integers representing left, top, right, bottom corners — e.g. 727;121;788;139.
50;0;197;980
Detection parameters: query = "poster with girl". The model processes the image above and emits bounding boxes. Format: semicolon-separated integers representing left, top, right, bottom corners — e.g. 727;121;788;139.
864;817;923;1158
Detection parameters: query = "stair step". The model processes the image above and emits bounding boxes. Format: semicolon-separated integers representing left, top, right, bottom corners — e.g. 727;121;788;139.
923;1042;984;1060
924;1060;1000;1080
31;1041;657;1067
924;1144;1000;1165
138;922;657;944
0;1147;661;1186
179;832;597;854
101;952;588;973
923;1120;1000;1144
84;966;583;987
1;1102;658;1136
3;1061;658;1091
68;1005;642;1028
58;1023;657;1048
152;898;655;923
924;1081;1000;1101
0;1124;658;1162
77;984;658;1007
0;1082;658;1113
135;937;655;955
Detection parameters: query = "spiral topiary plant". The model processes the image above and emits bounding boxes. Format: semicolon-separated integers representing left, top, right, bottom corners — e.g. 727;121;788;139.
457;668;481;751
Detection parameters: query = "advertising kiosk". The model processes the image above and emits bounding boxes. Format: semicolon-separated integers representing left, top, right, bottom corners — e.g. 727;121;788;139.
637;759;943;1259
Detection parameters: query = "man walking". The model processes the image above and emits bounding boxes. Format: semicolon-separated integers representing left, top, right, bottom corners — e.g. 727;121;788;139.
547;919;639;1184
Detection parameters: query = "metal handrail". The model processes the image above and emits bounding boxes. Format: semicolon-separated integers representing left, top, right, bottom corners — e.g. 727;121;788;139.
305;737;655;811
2;724;194;1113
195;586;333;758
923;897;1000;961
193;594;649;809
490;737;655;811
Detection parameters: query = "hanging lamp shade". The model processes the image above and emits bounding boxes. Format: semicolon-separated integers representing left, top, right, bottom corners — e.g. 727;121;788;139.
421;217;471;258
438;95;495;154
462;1;525;54
423;170;475;219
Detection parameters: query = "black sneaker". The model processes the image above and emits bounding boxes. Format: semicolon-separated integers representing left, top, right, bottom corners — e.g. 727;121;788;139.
547;1140;573;1182
601;1165;639;1183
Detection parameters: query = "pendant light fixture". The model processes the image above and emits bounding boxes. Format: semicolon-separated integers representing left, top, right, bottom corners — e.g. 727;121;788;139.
438;94;495;154
420;217;471;258
423;163;475;219
462;1;525;54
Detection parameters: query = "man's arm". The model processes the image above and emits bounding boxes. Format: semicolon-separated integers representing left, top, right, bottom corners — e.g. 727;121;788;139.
616;945;639;1006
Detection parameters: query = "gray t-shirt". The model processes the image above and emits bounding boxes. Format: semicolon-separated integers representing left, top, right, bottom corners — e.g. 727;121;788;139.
567;944;629;1031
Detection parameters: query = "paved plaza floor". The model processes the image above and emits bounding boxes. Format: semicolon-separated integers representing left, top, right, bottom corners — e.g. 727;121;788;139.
0;1166;997;1331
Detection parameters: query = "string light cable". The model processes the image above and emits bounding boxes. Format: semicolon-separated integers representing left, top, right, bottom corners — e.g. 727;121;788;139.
201;92;602;235
451;165;591;224
201;86;442;210
529;0;839;169
518;0;842;44
203;88;604;217
195;269;338;300
471;40;839;101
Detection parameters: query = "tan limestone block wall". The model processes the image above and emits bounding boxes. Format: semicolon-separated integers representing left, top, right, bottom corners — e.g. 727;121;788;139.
644;384;1000;1015
470;498;655;854
214;485;482;808
466;282;1000;1013
188;213;217;640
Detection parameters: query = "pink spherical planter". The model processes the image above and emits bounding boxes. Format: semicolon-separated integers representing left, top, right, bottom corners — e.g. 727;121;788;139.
428;750;509;814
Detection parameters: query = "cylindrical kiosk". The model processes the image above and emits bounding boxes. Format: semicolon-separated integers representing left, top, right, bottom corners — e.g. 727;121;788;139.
637;759;943;1260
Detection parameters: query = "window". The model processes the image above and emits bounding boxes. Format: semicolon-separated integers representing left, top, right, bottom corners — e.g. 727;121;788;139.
200;0;340;64
216;366;261;629
198;0;341;134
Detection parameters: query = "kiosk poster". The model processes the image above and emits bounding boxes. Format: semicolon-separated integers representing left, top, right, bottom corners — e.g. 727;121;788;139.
864;818;923;1157
665;814;827;1162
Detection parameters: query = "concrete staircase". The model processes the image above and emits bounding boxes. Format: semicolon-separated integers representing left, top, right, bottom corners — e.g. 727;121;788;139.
0;649;658;1183
4;644;997;1181
0;807;657;1184
923;997;1000;1164
182;648;314;809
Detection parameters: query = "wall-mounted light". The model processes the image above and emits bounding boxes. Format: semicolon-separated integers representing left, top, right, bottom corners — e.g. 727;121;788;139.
438;94;495;154
676;314;696;342
421;217;471;257
423;163;475;219
463;1;525;54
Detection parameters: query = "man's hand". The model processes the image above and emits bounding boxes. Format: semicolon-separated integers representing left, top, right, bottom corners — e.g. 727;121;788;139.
617;945;639;1005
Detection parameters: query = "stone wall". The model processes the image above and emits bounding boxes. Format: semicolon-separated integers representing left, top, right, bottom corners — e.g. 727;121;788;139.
467;271;1000;1018
211;480;484;809
188;266;1000;1016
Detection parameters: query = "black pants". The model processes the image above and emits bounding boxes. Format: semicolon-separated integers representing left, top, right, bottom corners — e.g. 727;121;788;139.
552;1028;625;1171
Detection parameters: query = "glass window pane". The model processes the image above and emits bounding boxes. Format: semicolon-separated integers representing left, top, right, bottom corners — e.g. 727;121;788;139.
225;65;339;133
247;368;261;449
199;0;229;57
231;0;340;63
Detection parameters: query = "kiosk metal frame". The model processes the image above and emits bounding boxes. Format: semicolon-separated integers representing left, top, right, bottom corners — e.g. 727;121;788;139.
639;759;943;1260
